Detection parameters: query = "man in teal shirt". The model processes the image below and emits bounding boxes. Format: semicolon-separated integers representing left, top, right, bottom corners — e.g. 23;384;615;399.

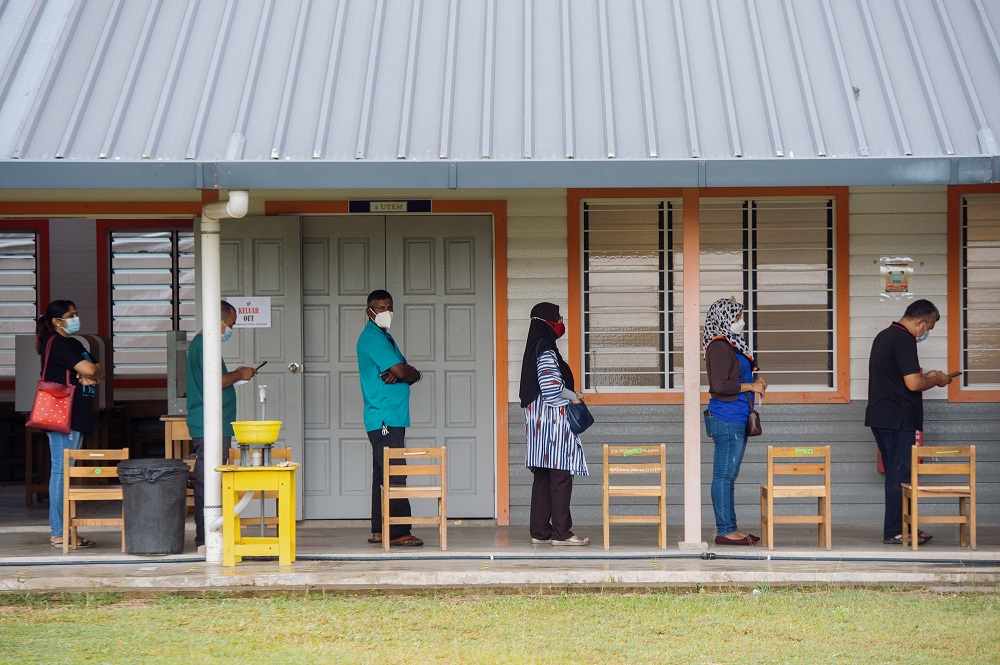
186;300;257;549
357;290;423;547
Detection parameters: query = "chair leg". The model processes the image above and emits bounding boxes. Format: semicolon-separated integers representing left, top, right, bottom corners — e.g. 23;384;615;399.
969;494;976;551
602;487;610;551
759;489;767;549
382;486;390;552
823;495;832;551
439;497;447;552
767;494;775;551
658;493;667;550
909;495;919;551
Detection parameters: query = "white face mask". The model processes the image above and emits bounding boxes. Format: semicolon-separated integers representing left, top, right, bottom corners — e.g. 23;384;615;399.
372;310;393;330
730;318;746;335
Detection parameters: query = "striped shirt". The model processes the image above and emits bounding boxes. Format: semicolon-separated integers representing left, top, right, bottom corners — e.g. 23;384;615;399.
523;349;589;476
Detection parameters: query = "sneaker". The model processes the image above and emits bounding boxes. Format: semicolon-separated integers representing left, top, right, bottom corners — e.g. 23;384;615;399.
551;535;590;546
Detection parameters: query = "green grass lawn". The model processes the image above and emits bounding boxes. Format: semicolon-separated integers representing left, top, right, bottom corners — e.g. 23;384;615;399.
2;588;997;664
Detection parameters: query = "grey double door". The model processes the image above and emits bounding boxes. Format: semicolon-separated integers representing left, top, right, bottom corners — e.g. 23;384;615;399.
301;215;495;519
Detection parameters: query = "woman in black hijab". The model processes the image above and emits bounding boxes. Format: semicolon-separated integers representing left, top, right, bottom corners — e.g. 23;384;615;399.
519;302;590;546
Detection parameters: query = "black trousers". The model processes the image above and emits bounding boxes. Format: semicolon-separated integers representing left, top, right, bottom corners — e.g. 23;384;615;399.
871;427;915;540
191;436;230;546
529;466;574;541
368;426;412;540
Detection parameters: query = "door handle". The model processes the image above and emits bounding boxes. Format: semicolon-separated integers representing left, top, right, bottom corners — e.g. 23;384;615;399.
287;362;302;374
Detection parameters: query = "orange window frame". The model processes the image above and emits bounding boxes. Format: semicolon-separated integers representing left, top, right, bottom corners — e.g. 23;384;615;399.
567;187;850;405
0;219;50;391
947;184;1000;402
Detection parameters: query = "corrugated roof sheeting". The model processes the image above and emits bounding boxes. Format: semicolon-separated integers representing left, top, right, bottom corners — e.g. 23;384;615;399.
0;0;998;168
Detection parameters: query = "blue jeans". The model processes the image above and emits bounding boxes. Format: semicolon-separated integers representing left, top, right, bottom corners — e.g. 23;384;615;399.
705;413;748;537
47;430;83;538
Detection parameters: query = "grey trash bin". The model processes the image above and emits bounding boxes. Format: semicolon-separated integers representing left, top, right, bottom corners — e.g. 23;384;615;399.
117;458;190;555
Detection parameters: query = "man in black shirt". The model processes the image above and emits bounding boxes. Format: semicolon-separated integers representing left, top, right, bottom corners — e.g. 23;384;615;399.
865;299;953;545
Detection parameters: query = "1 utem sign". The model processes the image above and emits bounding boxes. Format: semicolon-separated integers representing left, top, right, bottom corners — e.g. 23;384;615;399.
233;297;271;328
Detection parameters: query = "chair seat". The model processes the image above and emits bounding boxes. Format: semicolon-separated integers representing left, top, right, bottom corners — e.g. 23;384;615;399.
902;483;972;495
763;484;827;498
607;485;664;497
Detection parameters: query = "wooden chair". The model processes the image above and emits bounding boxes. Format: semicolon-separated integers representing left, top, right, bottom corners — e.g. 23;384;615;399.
602;444;667;550
759;446;832;551
901;445;976;550
63;448;129;554
226;446;293;527
382;446;447;551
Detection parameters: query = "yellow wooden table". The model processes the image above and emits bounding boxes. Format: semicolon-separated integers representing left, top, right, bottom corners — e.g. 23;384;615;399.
215;463;299;567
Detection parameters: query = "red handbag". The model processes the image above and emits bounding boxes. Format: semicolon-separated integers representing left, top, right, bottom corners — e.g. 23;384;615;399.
26;337;75;434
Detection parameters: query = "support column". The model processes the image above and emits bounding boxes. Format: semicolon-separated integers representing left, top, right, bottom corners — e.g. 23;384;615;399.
679;188;707;550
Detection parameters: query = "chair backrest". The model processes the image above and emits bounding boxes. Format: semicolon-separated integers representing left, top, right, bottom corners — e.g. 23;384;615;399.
766;446;830;486
65;448;130;483
384;447;446;484
226;446;293;465
603;445;666;487
910;445;975;486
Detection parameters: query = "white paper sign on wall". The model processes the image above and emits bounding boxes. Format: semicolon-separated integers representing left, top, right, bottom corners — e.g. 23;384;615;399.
234;297;271;328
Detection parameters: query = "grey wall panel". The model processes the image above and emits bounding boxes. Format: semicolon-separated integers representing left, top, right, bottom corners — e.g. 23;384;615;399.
508;401;999;529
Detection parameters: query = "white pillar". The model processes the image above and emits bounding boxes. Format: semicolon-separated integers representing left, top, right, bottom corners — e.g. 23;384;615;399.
680;188;707;549
200;191;248;564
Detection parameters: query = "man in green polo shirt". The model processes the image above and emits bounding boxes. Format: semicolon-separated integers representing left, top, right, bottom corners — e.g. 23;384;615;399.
186;300;257;551
357;289;423;547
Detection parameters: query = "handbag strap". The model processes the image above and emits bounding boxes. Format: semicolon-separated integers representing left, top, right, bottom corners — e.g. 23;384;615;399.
40;336;72;386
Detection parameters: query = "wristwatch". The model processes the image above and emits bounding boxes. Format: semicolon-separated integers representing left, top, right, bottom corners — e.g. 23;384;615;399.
575;391;583;399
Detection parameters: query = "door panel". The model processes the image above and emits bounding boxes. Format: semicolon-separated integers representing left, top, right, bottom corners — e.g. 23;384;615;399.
302;215;494;519
220;216;304;518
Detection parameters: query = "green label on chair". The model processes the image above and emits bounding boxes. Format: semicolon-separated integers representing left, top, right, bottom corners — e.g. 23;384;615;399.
94;468;102;475
794;448;813;455
623;447;644;456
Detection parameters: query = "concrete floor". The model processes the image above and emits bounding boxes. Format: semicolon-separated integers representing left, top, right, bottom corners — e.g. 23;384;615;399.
3;482;997;594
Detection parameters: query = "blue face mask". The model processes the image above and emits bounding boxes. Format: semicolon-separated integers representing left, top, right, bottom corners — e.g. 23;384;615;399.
915;330;929;344
221;326;233;343
62;317;81;335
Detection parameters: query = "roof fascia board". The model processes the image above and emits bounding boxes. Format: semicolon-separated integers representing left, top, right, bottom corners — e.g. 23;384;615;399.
0;157;995;190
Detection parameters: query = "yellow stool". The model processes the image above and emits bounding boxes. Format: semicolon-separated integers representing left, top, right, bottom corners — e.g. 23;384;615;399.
216;463;299;566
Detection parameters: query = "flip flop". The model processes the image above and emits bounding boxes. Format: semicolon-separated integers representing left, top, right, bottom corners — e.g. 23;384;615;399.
389;534;424;547
367;534;382;544
884;534;928;546
51;537;96;549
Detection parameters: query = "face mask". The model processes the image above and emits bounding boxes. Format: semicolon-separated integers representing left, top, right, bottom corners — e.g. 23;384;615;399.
549;321;566;338
915;325;929;344
62;317;81;335
730;318;745;335
221;326;233;343
372;310;393;330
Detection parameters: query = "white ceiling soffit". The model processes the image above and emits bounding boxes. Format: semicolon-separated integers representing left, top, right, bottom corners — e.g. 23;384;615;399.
0;0;998;188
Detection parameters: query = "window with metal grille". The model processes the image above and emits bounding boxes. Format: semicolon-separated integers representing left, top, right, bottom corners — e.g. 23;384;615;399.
581;197;837;392
0;232;39;379
582;201;683;390
110;231;195;376
701;199;835;389
960;196;1000;389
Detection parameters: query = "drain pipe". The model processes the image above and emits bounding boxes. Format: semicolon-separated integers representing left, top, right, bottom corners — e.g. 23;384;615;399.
200;190;249;564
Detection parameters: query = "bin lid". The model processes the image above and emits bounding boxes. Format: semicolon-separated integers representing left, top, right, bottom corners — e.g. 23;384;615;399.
117;458;190;483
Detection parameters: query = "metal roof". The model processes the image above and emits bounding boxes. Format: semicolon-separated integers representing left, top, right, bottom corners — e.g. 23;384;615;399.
0;0;998;189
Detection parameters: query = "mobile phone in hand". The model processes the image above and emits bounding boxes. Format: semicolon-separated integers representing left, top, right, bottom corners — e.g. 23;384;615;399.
947;370;962;378
255;361;268;371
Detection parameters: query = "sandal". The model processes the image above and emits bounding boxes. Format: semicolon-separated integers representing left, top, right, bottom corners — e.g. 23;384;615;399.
551;535;590;546
367;533;382;544
51;537;96;549
884;533;929;546
389;534;424;547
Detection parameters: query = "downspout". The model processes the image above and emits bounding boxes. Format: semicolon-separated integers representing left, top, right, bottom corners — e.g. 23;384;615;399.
200;190;249;564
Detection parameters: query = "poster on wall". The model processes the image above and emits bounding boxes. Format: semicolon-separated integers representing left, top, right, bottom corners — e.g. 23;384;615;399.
879;257;913;300
233;297;271;328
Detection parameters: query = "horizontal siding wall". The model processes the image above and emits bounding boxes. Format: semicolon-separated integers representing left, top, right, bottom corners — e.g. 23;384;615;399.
508;402;999;530
849;186;950;400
